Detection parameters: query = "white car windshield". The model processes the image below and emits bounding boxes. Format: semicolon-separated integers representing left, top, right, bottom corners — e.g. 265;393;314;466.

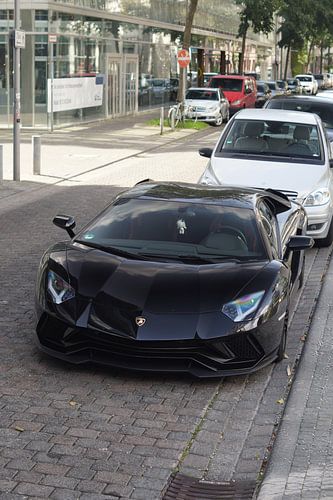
186;90;219;101
219;119;322;160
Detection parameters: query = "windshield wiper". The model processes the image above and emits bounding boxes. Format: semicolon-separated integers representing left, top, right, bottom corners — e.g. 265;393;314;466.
75;240;151;260
138;253;240;264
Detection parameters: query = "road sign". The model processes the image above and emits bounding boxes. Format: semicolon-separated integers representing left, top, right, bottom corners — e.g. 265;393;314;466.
48;34;57;43
14;30;25;49
178;49;191;68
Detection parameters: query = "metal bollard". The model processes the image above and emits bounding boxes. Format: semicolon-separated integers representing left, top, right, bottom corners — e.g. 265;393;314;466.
0;145;3;182
171;108;175;131
160;107;164;135
33;135;41;175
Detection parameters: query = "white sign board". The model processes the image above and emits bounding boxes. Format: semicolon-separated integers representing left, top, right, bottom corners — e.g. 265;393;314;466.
15;30;25;49
47;76;104;112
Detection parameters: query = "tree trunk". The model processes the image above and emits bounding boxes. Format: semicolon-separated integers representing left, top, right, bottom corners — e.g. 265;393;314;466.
306;40;314;73
284;44;291;80
239;29;247;74
177;0;199;102
320;42;324;73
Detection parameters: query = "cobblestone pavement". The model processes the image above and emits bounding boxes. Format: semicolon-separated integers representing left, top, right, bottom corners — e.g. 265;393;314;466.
258;250;333;500
0;127;332;499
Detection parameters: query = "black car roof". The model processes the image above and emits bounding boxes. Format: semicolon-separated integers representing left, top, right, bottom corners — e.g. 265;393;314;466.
270;95;333;104
116;181;291;214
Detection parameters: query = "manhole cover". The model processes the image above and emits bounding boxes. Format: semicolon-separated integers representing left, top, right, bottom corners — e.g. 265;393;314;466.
162;473;256;499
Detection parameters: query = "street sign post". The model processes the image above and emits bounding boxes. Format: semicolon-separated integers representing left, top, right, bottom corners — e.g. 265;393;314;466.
177;49;191;68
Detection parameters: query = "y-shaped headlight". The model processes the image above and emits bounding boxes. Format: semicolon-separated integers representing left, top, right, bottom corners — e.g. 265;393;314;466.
222;291;265;322
47;270;75;304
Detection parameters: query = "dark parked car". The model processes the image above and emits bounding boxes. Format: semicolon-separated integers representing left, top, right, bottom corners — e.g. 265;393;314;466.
255;81;272;107
264;94;333;142
35;181;312;378
265;80;284;97
277;80;291;95
287;78;303;94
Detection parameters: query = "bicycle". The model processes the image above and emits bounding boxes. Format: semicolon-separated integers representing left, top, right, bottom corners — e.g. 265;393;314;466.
167;101;197;128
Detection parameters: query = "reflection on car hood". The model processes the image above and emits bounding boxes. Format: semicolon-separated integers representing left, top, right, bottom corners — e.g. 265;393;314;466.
66;246;267;313
210;157;329;197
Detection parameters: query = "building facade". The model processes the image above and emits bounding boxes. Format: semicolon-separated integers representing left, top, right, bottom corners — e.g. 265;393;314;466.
0;0;275;129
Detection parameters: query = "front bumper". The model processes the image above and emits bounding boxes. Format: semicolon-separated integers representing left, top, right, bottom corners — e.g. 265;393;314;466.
36;312;277;378
186;110;221;123
305;203;333;239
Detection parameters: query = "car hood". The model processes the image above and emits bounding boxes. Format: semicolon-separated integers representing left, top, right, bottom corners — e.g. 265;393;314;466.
185;99;218;108
210;156;329;198
61;245;271;340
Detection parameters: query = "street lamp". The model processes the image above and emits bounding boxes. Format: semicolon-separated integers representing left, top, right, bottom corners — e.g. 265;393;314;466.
13;0;24;181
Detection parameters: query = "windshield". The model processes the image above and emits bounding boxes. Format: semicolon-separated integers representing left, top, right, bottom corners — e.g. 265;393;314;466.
219;119;322;160
186;90;218;100
267;82;277;90
297;76;312;82
76;199;267;262
267;101;333;128
210;78;243;92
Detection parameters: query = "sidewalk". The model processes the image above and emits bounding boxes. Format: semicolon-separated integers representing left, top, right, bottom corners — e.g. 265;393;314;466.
258;252;333;499
0;109;199;201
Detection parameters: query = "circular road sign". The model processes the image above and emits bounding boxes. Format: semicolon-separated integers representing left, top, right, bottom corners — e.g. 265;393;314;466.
178;49;191;68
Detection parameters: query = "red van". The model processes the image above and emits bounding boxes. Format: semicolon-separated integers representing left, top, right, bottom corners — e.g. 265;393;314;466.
207;75;257;114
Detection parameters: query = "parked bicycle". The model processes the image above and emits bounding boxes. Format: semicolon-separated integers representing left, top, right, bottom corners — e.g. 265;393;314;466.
167;101;197;128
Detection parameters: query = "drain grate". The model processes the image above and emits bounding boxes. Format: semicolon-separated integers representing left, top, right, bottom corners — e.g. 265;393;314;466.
162;473;256;499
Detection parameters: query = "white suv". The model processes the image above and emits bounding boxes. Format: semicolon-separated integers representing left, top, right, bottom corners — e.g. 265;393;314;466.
294;74;318;95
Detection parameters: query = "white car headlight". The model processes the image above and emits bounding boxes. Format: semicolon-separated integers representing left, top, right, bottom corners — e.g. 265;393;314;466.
232;99;241;106
198;161;220;185
304;189;330;206
47;270;75;304
222;291;265;322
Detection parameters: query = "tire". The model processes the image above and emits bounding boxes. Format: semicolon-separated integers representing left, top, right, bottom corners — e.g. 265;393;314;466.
276;309;289;362
212;113;223;127
168;107;181;128
315;218;333;247
223;109;230;123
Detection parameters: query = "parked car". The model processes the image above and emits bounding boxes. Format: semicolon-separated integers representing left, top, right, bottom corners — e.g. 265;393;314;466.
207;74;257;114
184;87;229;126
35;181;312;377
276;80;291;95
264;94;333;142
198;108;333;246
265;80;285;97
147;78;172;103
255;81;272;107
294;74;318;95
287;78;303;94
314;74;326;90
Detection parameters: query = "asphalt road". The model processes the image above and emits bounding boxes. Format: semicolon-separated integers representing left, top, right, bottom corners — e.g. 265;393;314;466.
0;123;331;499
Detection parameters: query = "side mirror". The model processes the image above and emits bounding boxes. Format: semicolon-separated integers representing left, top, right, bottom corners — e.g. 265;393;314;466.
199;147;213;158
53;215;76;238
287;235;314;251
245;87;252;94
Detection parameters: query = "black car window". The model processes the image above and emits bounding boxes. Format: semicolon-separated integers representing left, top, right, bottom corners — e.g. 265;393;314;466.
209;78;243;92
267;100;333;128
186;90;218;100
76;199;267;262
258;202;280;259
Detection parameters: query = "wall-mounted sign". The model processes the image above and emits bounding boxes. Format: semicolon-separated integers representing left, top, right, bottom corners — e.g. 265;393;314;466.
47;76;104;112
14;30;25;49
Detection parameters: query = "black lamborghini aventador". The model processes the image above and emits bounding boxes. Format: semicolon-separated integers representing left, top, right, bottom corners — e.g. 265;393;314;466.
35;182;313;378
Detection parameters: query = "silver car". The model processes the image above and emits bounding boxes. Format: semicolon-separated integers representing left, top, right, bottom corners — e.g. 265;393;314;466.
198;108;333;246
184;87;229;126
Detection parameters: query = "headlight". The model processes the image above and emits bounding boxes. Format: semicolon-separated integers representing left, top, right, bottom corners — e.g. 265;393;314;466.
47;270;75;304
304;189;330;206
222;291;265;322
198;161;220;185
232;100;241;106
